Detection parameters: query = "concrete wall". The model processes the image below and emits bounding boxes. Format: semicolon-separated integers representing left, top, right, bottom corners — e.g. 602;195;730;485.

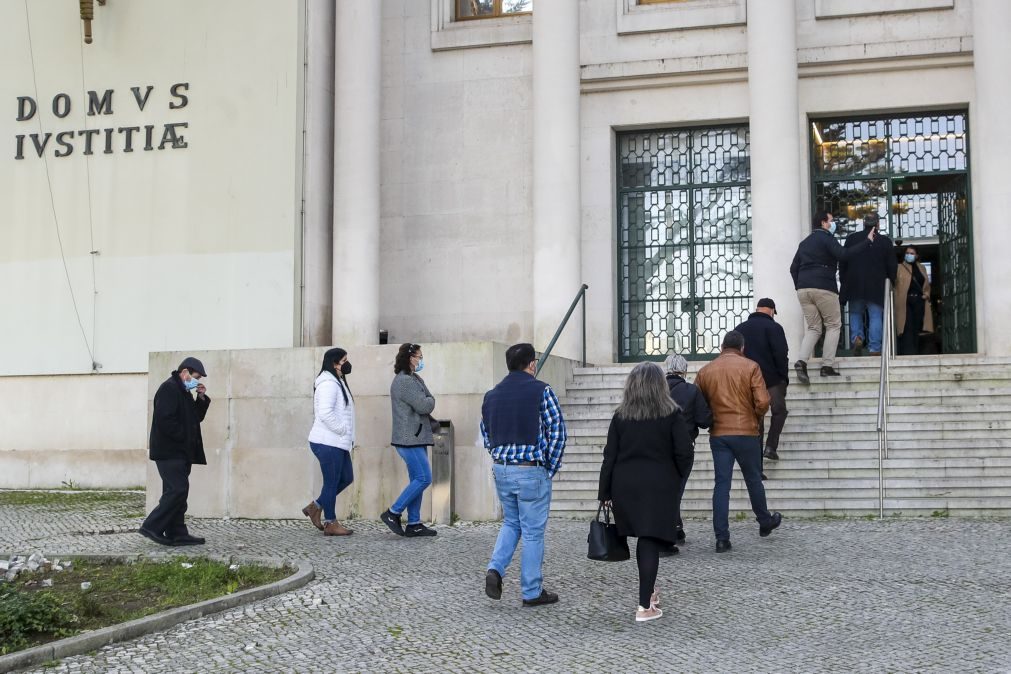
0;0;305;376
144;342;574;521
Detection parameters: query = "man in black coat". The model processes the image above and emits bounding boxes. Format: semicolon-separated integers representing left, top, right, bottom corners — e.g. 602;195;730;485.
663;353;713;546
735;298;789;463
140;356;211;546
840;213;897;356
790;211;874;382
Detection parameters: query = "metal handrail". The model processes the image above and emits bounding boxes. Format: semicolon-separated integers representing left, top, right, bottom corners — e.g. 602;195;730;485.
535;284;589;376
876;278;895;518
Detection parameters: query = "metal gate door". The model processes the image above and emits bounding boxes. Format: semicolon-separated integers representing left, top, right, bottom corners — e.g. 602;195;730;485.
938;177;976;353
617;126;752;360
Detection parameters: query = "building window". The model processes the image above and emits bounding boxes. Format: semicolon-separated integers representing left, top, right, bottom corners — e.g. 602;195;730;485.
616;125;752;361
456;0;532;20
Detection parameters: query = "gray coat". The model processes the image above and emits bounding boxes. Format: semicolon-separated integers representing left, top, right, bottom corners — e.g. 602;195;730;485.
390;372;436;446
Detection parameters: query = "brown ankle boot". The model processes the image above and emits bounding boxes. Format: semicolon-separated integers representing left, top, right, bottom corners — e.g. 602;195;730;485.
323;520;353;536
302;502;324;531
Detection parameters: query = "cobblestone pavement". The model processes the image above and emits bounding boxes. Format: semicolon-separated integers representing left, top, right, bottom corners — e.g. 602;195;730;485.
2;492;1010;673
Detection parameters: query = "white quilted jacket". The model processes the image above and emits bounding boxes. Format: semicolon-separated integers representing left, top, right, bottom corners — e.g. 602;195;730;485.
307;371;355;450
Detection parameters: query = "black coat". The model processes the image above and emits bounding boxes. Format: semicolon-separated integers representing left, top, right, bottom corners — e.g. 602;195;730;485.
839;228;898;304
734;312;789;387
597;412;694;543
790;229;870;293
666;375;712;440
149;371;211;465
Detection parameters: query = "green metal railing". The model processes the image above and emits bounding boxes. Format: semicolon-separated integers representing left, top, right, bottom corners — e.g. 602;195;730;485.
535;284;588;376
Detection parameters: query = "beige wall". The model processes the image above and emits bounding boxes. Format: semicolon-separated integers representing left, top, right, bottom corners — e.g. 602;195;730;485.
144;342;574;521
0;0;304;376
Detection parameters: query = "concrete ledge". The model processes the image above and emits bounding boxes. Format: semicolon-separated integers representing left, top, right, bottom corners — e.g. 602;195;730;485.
0;553;314;672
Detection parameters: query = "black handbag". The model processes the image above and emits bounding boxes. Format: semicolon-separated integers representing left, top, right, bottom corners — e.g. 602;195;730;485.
587;503;630;562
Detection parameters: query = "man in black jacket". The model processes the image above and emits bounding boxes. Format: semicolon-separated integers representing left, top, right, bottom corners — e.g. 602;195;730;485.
663;353;712;546
790;211;874;382
140;356;211;546
735;298;789;462
840;213;897;356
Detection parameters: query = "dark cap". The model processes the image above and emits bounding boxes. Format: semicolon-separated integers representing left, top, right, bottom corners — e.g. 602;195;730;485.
178;356;207;377
757;298;777;314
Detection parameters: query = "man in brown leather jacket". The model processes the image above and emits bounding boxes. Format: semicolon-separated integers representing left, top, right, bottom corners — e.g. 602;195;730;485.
695;331;783;553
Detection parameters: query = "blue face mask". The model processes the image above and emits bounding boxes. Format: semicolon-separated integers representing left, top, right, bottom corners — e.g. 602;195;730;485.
183;377;199;391
904;253;916;264
828;221;837;235
415;359;425;373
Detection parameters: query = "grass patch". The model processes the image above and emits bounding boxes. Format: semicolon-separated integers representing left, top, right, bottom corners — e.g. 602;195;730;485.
0;490;142;509
0;557;288;655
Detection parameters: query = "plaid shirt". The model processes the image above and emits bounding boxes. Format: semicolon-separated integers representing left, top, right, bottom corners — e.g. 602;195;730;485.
480;386;568;478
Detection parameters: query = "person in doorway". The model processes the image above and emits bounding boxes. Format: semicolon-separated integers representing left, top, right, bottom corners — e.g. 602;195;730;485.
481;343;567;607
304;348;355;537
139;357;211;547
695;332;783;553
840;213;897;356
895;245;933;355
381;343;438;538
598;362;694;623
790;211;874;382
734;298;789;465
663;353;712;546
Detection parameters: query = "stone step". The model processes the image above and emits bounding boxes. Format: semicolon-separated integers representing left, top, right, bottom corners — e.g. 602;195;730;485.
557;403;1011;421
564;421;1011;437
549;497;1011;516
572;355;1011;376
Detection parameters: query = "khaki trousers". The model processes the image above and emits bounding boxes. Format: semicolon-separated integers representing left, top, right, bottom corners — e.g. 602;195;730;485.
797;288;841;368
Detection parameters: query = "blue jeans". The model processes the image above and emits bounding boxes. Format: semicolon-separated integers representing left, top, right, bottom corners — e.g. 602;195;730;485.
849;300;884;353
710;435;774;541
310;442;354;522
390;446;432;525
488;464;552;600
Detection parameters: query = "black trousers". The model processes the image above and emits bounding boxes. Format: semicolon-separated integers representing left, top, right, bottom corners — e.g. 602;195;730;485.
675;445;695;531
899;295;925;356
759;383;789;452
143;459;192;537
636;537;664;609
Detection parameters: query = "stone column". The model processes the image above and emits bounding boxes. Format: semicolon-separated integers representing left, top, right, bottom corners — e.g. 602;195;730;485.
747;0;803;355
332;0;381;346
972;0;1011;356
532;1;582;357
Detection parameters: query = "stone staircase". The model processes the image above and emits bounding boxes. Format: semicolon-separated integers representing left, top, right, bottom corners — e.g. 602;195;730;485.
554;355;1011;517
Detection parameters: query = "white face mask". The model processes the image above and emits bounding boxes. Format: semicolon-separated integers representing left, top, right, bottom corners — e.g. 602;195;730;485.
904;254;916;264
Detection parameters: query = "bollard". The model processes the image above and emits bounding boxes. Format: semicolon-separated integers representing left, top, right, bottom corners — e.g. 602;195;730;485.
429;420;454;525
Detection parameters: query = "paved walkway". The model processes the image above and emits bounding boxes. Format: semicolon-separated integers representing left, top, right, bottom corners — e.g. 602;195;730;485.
2;492;1010;673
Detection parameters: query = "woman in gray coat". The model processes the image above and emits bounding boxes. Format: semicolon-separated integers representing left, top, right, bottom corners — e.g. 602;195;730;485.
380;343;438;537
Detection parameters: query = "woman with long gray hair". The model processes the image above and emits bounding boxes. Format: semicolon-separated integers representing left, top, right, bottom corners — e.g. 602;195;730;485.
598;362;693;622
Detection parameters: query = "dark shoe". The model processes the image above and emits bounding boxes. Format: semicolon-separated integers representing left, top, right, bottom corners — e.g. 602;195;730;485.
852;335;864;357
869;351;881;356
404;523;437;537
323;521;353;536
171;533;205;546
138;526;173;546
485;569;502;600
820;366;842;377
302;501;324;531
522;589;559;607
794;360;810;385
761;472;768;481
380;509;405;536
760;512;783;537
764;448;780;461
715;539;732;553
675;527;686;543
658;544;680;558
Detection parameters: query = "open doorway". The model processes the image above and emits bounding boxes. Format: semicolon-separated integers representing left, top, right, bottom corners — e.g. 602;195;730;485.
810;111;976;356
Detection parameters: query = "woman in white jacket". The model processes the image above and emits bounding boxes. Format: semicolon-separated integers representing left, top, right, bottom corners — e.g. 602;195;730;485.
303;347;356;536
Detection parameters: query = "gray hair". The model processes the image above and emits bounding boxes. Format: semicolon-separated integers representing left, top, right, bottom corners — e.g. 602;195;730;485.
663;353;688;375
615;362;679;421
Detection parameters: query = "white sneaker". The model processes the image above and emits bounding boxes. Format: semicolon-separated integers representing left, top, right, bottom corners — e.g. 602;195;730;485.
636;605;663;622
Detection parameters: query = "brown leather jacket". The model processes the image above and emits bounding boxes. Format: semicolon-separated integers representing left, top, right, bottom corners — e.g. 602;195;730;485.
694;350;770;437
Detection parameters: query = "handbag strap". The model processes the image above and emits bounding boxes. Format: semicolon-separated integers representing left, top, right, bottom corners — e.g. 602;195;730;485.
595;503;612;525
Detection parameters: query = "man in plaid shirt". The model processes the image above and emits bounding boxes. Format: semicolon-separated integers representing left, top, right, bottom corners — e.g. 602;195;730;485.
480;343;567;606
